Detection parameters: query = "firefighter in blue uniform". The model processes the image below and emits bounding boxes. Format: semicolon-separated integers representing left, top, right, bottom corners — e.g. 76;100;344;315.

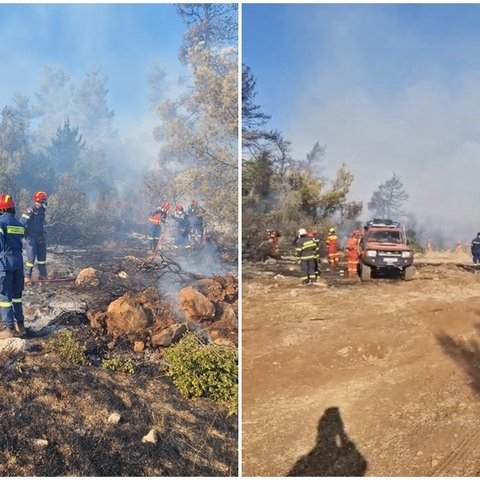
471;232;480;264
172;204;190;246
20;191;48;284
147;202;169;251
186;200;206;240
0;194;26;339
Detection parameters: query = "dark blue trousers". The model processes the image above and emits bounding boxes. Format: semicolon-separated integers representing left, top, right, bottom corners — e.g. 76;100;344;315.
0;270;24;329
24;236;47;277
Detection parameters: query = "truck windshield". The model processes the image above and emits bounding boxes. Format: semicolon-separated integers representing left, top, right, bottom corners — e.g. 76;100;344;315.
368;230;402;243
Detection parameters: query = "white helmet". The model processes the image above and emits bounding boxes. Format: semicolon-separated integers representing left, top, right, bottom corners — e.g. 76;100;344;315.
298;228;307;236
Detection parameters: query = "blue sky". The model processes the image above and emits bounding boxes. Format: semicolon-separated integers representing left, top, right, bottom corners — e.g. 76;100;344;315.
243;4;480;237
0;4;185;132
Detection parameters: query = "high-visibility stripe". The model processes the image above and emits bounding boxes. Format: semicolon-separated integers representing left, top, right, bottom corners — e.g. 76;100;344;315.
37;261;46;265
7;226;24;235
0;228;3;235
12;298;22;303
21;214;30;219
300;255;317;260
26;262;34;267
301;241;316;249
300;275;309;280
0;301;12;307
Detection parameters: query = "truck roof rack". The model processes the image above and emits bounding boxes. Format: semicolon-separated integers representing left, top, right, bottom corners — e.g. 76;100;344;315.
365;219;401;228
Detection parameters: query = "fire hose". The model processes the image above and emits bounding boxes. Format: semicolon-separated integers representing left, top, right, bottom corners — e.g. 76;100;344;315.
26;276;77;285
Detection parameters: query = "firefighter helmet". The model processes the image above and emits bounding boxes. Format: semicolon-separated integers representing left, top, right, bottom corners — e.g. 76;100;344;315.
328;227;336;234
162;202;170;210
175;204;184;212
34;191;48;204
191;199;197;205
298;228;307;236
0;194;14;211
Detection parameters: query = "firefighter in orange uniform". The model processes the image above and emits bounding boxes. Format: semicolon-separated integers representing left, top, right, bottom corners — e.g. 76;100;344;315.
147;202;169;251
455;241;463;255
267;230;281;258
326;227;340;266
345;229;362;277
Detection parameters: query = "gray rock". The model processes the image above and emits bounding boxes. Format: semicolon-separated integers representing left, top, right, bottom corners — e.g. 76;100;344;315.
151;324;187;348
108;412;121;424
142;428;157;444
33;438;49;448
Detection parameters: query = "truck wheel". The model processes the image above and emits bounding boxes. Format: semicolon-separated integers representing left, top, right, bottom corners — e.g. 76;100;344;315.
360;264;371;282
404;265;414;281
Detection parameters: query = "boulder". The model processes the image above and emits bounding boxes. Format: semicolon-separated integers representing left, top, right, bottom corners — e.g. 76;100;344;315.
221;305;237;324
75;268;102;287
151;324;187;348
133;341;145;353
179;287;215;322
192;278;216;295
106;296;149;336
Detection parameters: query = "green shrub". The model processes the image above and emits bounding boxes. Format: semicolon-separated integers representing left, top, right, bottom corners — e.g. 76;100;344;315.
102;355;135;374
49;330;88;366
163;332;238;415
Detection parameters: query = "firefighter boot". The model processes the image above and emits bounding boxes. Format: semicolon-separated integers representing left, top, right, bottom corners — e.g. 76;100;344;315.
15;322;26;337
0;325;20;339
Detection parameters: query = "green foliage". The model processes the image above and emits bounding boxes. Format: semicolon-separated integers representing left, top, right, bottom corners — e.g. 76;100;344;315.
47;173;89;243
163;333;238;415
49;330;88;366
46;119;85;175
146;7;238;232
102;355;135;374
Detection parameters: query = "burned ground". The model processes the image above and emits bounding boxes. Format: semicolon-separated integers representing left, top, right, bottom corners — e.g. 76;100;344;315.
0;240;238;476
243;253;480;476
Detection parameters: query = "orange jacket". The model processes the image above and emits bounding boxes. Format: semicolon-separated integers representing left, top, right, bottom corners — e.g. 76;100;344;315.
326;235;339;254
345;237;359;260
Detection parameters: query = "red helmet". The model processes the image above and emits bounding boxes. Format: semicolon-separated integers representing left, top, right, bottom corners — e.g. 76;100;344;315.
175;204;184;212
34;191;48;203
191;199;197;205
0;194;14;211
162;202;170;210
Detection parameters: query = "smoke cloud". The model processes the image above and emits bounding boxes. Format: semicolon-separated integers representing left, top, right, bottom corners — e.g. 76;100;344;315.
246;5;480;244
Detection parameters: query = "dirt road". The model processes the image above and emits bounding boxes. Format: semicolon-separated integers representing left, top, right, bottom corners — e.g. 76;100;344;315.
243;254;480;476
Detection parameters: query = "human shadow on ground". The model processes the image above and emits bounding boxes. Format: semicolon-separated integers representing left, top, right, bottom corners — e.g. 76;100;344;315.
437;323;480;393
288;406;367;476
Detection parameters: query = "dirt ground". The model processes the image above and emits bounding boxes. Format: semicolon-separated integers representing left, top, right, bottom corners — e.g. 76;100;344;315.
242;251;480;476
